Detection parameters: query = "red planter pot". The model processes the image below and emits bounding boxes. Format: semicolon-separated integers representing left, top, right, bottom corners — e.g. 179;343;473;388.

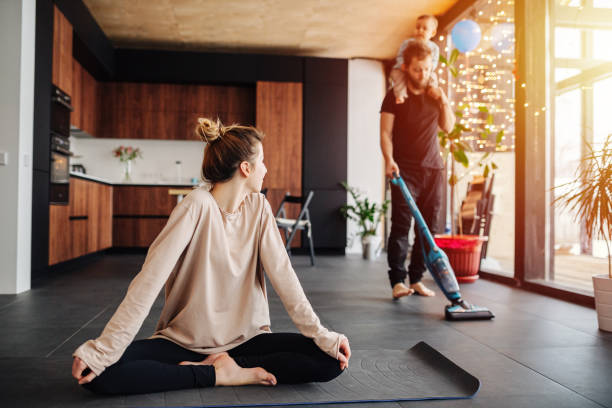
433;235;488;283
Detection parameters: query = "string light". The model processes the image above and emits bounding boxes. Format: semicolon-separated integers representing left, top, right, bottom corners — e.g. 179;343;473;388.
441;0;517;152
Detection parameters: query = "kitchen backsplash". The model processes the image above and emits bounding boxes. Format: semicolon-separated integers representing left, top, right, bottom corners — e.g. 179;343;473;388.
70;137;204;184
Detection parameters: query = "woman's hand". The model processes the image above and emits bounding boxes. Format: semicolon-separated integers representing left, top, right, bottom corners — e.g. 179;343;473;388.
337;337;352;370
72;356;97;385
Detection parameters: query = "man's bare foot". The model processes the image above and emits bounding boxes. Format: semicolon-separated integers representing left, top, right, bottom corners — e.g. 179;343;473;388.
392;282;414;299
179;351;228;366
213;354;277;386
410;282;436;297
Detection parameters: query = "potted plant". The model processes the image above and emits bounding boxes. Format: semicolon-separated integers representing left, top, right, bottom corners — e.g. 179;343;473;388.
434;49;503;282
554;134;611;331
340;182;390;260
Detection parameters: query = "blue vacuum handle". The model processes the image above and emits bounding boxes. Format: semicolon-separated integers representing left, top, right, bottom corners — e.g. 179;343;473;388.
391;173;462;301
390;173;440;254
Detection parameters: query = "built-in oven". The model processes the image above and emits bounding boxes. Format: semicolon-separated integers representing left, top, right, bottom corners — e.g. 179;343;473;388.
49;85;73;205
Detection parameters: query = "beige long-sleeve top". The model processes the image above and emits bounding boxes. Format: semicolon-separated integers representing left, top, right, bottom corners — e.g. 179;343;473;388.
73;188;346;376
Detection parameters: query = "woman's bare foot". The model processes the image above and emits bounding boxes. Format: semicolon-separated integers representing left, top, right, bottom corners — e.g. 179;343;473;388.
410;282;436;296
392;282;414;299
213;354;277;386
179;351;228;366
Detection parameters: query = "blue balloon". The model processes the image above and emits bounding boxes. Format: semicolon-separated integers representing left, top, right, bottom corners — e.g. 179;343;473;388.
451;20;482;53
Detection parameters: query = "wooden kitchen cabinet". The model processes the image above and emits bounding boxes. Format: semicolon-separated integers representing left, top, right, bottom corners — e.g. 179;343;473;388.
52;5;72;95
87;181;113;253
86;182;100;253
112;186;184;247
256;81;303;247
69;178;88;217
97;82;254;140
71;219;88;259
48;204;71;265
71;59;83;129
112;218;169;248
48;177;113;265
113;186;177;216
81;68;98;136
98;184;113;250
71;57;99;136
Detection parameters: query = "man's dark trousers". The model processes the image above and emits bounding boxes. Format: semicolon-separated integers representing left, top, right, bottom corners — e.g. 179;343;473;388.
387;166;445;287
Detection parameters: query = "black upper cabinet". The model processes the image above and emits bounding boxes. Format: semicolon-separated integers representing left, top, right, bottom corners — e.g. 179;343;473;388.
114;50;258;85
304;58;348;87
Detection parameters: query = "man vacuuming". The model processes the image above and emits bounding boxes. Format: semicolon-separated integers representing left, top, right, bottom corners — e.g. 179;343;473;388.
380;39;455;300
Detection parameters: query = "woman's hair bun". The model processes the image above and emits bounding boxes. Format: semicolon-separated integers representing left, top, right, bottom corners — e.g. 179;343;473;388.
196;117;223;143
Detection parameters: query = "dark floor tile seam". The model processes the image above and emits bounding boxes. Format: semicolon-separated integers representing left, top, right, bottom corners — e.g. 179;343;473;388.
45;304;113;358
443;321;610;408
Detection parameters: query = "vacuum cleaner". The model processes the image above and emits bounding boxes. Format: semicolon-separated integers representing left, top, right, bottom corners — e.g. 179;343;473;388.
391;174;495;321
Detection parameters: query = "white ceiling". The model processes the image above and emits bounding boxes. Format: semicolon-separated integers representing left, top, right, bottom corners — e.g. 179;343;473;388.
82;0;457;59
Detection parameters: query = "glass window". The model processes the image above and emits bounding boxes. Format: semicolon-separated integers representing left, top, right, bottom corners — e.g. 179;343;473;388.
593;30;612;60
594;76;612;146
555;27;582;59
552;90;588;292
549;0;612;294
554;90;582;182
480;154;515;277
555;68;581;82
594;0;612;7
557;0;582;6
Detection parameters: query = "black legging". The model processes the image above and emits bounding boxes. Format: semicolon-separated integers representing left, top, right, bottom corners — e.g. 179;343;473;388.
83;333;343;395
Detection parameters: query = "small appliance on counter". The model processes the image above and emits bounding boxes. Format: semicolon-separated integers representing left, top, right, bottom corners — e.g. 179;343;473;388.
71;164;86;174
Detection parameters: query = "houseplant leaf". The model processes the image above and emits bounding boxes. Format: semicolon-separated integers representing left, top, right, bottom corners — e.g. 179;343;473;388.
453;149;469;168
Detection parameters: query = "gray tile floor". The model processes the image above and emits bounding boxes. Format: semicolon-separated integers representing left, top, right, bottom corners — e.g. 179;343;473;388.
1;253;611;407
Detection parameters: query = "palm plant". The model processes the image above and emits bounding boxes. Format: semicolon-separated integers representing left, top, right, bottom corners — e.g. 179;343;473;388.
553;134;612;278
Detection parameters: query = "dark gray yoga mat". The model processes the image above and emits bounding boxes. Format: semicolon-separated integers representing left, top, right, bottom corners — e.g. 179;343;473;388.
162;341;480;408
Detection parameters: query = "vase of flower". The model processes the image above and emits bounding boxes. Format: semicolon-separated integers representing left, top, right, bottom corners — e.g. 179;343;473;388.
113;145;142;182
123;159;132;181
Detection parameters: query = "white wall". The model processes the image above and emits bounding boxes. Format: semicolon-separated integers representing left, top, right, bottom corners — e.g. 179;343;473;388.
70;138;205;184
346;59;387;253
0;0;35;294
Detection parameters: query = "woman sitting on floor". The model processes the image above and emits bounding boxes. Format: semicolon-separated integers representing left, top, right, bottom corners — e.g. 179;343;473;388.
71;118;351;395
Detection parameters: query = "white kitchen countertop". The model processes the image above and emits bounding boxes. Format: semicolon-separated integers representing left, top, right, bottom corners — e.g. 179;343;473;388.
69;171;199;187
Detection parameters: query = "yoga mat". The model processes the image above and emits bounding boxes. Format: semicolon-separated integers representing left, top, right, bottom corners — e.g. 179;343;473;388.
157;341;480;408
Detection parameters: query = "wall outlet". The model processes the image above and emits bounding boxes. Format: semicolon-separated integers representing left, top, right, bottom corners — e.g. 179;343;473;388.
0;152;8;166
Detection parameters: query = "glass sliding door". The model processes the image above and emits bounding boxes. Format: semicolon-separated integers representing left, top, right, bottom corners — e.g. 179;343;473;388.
547;0;612;294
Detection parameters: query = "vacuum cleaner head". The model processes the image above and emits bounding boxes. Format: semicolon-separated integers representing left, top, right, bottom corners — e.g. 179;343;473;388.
445;299;495;321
